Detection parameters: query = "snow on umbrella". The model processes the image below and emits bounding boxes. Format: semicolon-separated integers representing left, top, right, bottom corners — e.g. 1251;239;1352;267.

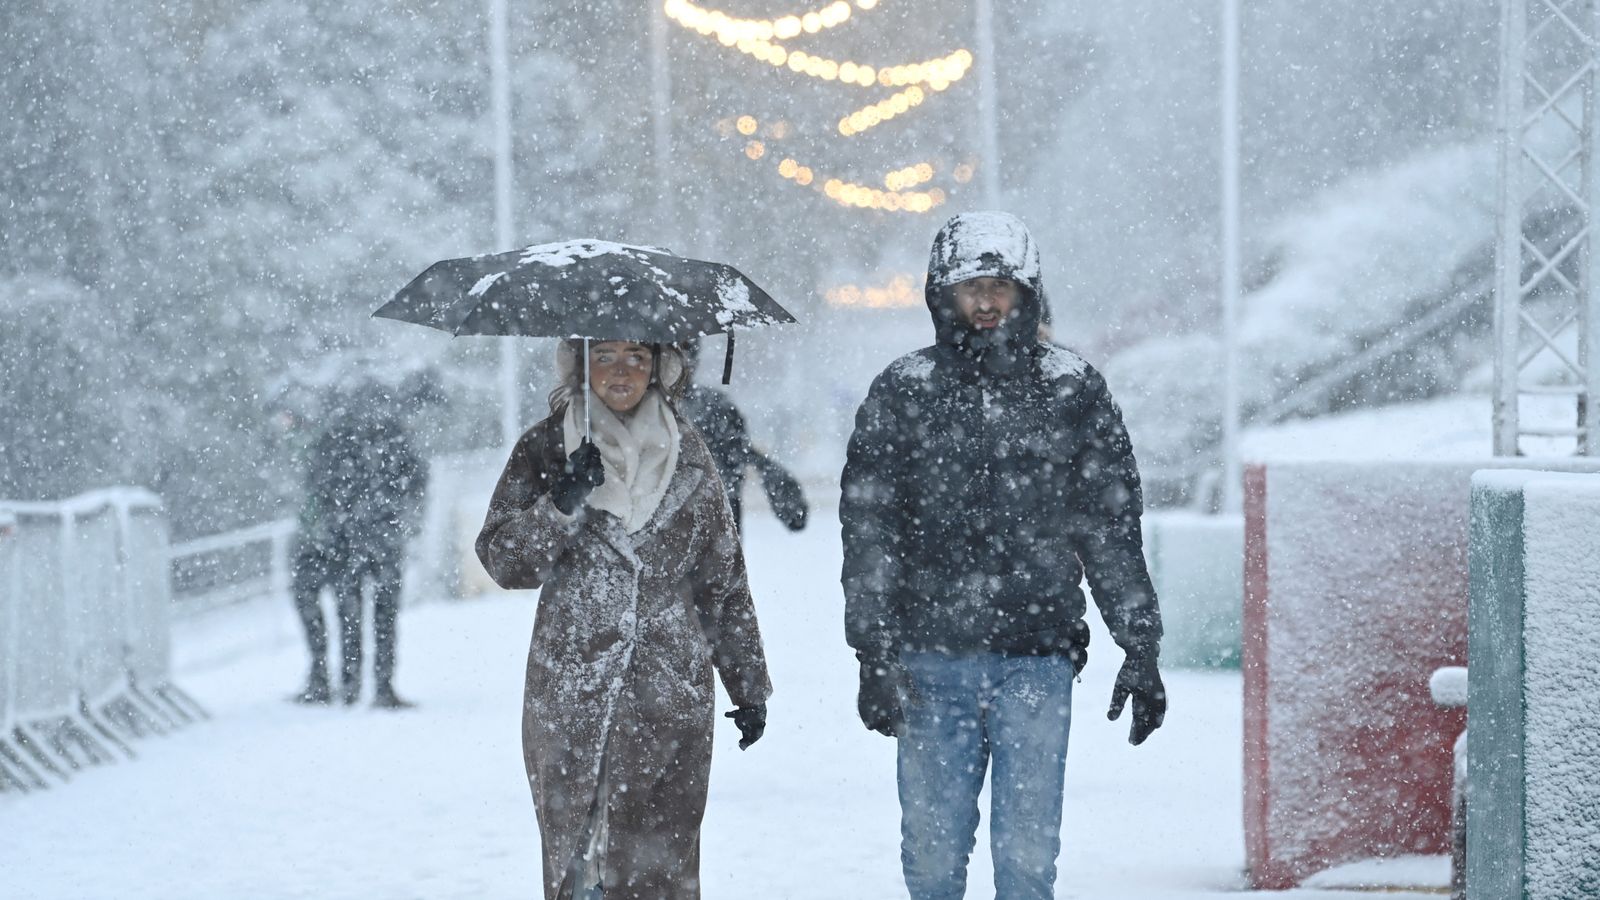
375;238;797;439
375;238;795;345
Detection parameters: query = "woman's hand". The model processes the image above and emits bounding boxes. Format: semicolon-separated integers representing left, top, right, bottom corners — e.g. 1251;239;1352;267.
549;442;605;514
724;704;766;750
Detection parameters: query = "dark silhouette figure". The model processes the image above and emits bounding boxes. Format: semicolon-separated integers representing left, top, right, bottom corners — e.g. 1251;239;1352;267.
291;387;426;708
677;343;808;534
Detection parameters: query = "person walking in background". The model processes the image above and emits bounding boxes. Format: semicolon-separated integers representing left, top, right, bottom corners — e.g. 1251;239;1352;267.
676;339;808;535
476;339;771;900
290;381;427;709
840;211;1167;900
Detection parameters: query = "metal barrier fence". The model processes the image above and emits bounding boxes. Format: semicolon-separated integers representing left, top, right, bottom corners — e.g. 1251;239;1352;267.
0;489;205;794
168;518;296;613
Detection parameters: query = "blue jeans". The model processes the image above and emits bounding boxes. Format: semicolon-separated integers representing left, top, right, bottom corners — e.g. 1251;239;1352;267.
897;651;1075;900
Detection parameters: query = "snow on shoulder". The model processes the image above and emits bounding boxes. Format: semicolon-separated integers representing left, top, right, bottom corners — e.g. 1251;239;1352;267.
1038;344;1088;381
887;351;936;383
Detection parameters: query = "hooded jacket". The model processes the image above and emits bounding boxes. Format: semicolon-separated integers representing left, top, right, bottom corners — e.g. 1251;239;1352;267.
840;211;1162;664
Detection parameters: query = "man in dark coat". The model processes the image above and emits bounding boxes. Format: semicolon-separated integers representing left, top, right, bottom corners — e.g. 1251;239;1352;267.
291;384;427;708
840;211;1166;899
677;342;808;535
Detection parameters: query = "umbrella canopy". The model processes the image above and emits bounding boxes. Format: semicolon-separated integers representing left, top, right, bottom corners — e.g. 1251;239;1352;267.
374;239;796;342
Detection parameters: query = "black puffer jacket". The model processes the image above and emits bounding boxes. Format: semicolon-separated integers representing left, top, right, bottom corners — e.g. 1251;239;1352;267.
840;212;1161;663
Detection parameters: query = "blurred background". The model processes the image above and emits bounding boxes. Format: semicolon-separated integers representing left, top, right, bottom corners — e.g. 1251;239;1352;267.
0;0;1505;537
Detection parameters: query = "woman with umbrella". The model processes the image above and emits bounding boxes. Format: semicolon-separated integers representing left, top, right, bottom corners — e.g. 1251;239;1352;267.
474;336;771;899
380;240;789;899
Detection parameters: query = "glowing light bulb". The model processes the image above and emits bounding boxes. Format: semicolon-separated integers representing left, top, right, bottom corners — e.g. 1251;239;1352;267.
736;115;758;135
745;140;766;160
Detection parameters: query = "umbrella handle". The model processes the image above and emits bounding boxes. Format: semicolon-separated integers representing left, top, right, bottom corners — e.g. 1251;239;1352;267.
722;331;735;385
583;337;592;443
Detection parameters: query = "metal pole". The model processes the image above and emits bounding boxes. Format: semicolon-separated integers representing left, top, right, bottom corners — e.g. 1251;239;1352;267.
649;0;677;237
1219;0;1242;513
975;0;1001;207
490;0;520;449
1493;0;1526;456
1584;0;1600;454
583;338;592;443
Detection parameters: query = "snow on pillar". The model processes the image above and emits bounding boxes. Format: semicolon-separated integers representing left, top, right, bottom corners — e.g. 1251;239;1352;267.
1468;471;1600;900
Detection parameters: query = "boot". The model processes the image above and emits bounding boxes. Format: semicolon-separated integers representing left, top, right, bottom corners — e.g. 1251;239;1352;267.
340;676;362;706
292;662;330;705
371;682;415;710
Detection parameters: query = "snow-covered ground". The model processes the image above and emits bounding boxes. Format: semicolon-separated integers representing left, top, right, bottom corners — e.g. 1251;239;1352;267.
1;517;1443;899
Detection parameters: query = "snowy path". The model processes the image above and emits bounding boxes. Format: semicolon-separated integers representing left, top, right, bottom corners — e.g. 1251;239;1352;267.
2;518;1438;899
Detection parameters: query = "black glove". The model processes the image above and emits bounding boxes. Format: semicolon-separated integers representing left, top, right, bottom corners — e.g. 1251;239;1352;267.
1107;652;1166;746
725;704;766;750
549;441;605;515
753;451;808;532
857;654;906;738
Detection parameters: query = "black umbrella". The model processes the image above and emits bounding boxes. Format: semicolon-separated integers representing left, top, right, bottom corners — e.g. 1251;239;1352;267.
378;237;792;338
375;238;798;437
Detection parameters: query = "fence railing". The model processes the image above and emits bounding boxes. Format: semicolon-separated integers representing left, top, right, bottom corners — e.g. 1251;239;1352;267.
0;489;206;795
168;517;296;614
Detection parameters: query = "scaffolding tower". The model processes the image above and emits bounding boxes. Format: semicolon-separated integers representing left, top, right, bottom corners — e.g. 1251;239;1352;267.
1496;0;1600;455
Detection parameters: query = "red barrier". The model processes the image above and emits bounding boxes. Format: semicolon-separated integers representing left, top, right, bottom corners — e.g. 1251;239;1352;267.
1243;461;1471;888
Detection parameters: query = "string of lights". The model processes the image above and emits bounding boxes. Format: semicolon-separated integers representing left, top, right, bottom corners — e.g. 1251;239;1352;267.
883;162;933;191
823;175;945;212
824;273;925;308
673;6;981;218
662;0;876;47
663;0;970;93
722;115;950;213
837;85;923;136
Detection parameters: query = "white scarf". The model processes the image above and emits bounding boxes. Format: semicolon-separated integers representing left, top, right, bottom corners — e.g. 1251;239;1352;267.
563;389;681;534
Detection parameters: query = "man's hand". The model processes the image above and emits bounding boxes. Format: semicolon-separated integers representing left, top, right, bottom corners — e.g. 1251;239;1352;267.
725;704;766;750
857;654;906;737
1108;653;1166;745
549;441;605;515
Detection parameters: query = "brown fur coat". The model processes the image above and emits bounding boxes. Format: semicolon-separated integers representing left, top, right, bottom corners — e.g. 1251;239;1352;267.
476;411;771;900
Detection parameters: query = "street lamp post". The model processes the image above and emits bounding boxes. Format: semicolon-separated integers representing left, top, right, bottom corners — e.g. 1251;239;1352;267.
650;0;676;237
1219;0;1242;513
975;0;1001;208
489;0;519;449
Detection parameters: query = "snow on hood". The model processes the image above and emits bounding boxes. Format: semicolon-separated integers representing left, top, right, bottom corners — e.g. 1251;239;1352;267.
926;211;1043;290
923;211;1046;351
